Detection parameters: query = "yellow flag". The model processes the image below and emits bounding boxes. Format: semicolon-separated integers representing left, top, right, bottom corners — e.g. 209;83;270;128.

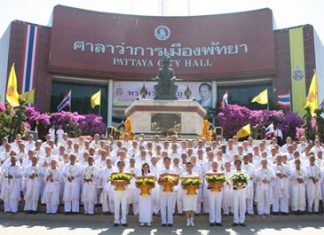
20;89;35;104
90;90;101;109
6;64;20;107
252;89;268;105
236;123;251;139
304;71;318;116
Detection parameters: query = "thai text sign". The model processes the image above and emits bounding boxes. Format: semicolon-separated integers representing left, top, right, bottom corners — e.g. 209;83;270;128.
49;6;276;79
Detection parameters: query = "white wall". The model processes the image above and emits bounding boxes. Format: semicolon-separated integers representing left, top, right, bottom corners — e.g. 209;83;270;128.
314;29;324;106
0;24;11;102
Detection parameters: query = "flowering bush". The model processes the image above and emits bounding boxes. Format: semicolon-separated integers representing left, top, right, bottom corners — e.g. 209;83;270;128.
277;112;304;138
0;102;6;112
25;106;107;137
79;114;106;136
0;107;12;139
218;104;304;139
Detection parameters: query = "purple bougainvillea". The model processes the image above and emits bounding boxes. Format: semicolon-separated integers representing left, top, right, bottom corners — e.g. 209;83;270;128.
0;102;6;112
79;114;107;135
218;104;304;139
25;106;106;136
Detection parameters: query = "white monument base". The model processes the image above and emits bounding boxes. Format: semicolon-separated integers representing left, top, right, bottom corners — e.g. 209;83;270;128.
125;99;206;135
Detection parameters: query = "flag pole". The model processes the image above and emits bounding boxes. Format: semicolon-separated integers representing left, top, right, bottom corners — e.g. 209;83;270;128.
267;88;269;110
69;90;72;112
98;89;101;117
289;90;292;112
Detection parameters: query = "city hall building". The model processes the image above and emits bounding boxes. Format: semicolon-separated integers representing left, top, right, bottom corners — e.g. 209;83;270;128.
0;5;323;126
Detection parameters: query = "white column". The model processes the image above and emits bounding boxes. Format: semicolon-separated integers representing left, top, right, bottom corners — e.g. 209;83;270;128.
212;80;217;108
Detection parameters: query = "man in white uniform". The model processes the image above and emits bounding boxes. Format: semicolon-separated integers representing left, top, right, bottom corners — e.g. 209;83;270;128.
62;154;82;213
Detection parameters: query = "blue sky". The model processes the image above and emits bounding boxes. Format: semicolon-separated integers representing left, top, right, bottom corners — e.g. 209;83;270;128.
0;0;323;41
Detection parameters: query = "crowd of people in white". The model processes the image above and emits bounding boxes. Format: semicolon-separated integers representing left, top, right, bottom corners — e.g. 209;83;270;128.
0;131;323;227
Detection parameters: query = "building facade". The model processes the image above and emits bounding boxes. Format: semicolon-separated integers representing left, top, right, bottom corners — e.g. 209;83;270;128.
0;5;323;125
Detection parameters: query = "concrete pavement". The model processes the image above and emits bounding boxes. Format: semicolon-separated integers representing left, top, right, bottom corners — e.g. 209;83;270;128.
0;213;324;235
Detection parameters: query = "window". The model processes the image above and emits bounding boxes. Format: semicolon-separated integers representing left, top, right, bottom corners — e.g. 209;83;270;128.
51;80;108;123
217;82;275;110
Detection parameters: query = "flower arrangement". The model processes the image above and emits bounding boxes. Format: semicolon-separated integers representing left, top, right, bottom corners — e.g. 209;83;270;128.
229;172;249;184
135;178;155;187
181;177;201;195
136;177;156;196
110;173;132;191
205;174;226;183
159;174;179;192
110;173;132;182
181;178;201;187
159;175;178;184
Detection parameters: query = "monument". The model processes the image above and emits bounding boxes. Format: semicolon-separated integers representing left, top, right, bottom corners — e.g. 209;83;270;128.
125;58;206;136
154;57;178;100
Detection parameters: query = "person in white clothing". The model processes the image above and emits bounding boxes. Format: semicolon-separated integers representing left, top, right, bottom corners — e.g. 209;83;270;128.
81;157;99;215
222;162;233;216
290;159;307;213
231;159;248;227
158;157;178;227
272;155;290;214
42;159;63;214
24;156;43;213
112;160;130;227
305;155;322;213
62;154;82;213
206;161;223;226
254;159;275;215
56;126;65;145
182;162;199;227
242;155;255;215
138;163;155;227
99;158;113;214
0;154;22;213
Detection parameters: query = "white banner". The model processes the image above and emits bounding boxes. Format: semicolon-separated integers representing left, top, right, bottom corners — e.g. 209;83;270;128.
113;81;213;108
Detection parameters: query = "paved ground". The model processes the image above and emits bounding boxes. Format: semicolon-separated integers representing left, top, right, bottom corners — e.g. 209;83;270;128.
0;213;323;235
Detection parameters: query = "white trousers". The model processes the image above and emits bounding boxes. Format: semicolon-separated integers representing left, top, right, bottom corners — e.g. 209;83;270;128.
272;195;289;213
84;201;95;214
160;192;175;224
173;189;183;214
113;190;127;224
101;192;110;212
232;188;246;224
208;191;222;223
257;189;271;215
246;199;254;214
64;200;79;212
139;195;152;223
307;198;319;212
4;199;19;213
46;201;59;214
24;199;38;211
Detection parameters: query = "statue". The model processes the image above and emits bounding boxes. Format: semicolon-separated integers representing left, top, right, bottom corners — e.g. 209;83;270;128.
154;57;178;100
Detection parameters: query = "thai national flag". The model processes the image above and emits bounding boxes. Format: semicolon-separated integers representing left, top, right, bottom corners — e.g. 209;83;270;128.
277;93;291;108
265;123;275;137
57;90;71;112
20;24;39;94
320;100;324;110
220;91;228;109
